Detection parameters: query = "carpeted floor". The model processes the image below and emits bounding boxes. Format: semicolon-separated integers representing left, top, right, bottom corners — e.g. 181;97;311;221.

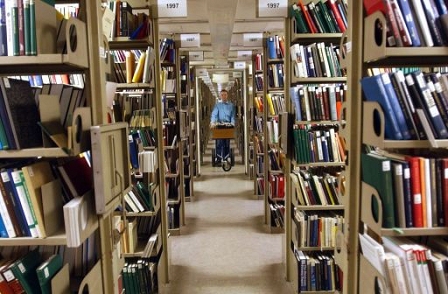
159;142;294;294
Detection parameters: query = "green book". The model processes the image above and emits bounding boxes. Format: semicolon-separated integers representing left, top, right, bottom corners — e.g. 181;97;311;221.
361;152;396;228
317;1;337;33
29;0;36;55
23;0;30;55
290;4;309;34
10;249;41;294
36;254;63;294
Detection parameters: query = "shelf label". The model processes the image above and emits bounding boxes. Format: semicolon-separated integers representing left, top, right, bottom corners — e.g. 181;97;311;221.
157;0;187;18
234;62;246;69
181;33;200;47
196;68;208;76
243;33;263;47
233;71;243;77
189;51;204;61
257;0;287;17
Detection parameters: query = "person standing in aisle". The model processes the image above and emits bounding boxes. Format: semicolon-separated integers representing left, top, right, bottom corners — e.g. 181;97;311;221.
210;89;236;163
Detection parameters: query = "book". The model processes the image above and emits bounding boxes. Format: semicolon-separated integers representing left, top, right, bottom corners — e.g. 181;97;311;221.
361;152;396;228
57;155;93;199
0;170;29;236
396;0;421;46
0;77;42;149
21;161;55;239
408;71;448;139
10;169;39;238
36;254;62;294
409;0;434;46
9;249;41;294
361;74;405;140
420;0;444;46
405;156;423;227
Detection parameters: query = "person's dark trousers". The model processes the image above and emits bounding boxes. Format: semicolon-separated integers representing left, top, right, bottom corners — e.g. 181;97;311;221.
215;139;230;160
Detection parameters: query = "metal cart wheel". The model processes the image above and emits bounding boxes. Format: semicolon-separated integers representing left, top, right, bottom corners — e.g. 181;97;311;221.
222;157;232;172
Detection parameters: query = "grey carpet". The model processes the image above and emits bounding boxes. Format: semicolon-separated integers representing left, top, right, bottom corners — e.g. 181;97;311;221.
159;157;295;294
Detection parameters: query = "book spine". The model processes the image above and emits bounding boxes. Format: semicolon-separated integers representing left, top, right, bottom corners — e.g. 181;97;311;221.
396;0;421;46
420;0;444;46
0;0;6;56
383;0;403;46
327;0;346;32
390;0;412;46
407;157;423;227
409;0;434;46
10;170;37;237
28;0;34;55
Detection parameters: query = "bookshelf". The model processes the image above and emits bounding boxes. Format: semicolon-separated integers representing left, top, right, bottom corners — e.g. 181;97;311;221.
348;1;448;293
262;33;286;233
0;0;113;293
252;51;265;200
106;3;170;292
284;0;349;292
160;37;185;236
180;53;195;202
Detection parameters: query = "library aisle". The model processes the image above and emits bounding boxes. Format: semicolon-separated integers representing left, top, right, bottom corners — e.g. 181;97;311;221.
160;142;294;293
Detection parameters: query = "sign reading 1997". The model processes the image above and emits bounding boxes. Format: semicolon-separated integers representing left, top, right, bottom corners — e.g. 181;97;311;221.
257;0;287;17
158;0;187;18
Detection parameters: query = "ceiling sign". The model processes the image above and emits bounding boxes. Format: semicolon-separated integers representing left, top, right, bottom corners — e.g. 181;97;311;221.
157;0;187;18
233;71;243;77
257;0;287;18
189;51;204;61
181;33;200;47
196;68;208;76
237;51;252;60
234;62;246;70
243;33;263;47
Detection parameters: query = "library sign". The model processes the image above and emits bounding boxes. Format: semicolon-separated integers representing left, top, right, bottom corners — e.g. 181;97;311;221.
257;0;287;17
157;0;187;18
181;34;201;48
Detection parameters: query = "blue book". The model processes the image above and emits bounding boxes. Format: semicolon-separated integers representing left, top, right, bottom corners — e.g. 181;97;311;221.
0;213;7;237
433;0;448;16
380;73;412;139
396;0;421;46
266;36;277;59
361;74;404;140
289;86;302;121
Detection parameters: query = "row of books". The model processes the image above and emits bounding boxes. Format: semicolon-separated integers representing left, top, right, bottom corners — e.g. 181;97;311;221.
253;115;263;134
254;93;286;117
123;182;155;213
254;73;264;92
266;35;285;60
362;150;448;229
256;177;265;196
121;259;157;294
0;0;64;56
253;53;263;72
292;125;346;164
268;148;284;171
167;205;178;230
106;1;150;40
267;63;284;89
293;247;343;292
0;154;93;240
291;0;348;34
290;83;345;122
112;47;155;84
27;73;85;88
267;119;279;145
293;210;343;248
361;70;448;140
270;202;285;228
364;0;448;47
291;169;342;206
360;233;448;294
268;173;285;199
290;42;345;78
159;38;175;62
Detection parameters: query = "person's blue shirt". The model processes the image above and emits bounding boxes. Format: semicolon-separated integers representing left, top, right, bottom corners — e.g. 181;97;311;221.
210;101;235;125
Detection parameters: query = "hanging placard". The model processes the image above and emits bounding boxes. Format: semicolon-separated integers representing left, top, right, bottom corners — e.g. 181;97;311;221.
233;71;243;77
257;0;287;18
196;68;208;76
181;34;200;47
243;33;263;47
237;51;252;60
189;51;204;61
234;62;246;69
157;0;187;18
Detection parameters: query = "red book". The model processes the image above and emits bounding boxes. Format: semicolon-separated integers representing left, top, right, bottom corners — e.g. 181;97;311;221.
326;0;347;32
441;158;448;225
298;0;318;33
277;174;285;198
363;0;387;15
405;156;423;227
